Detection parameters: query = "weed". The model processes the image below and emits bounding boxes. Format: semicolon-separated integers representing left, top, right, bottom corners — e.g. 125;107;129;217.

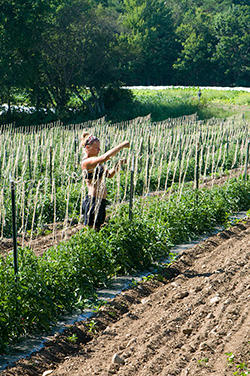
131;278;139;287
93;300;107;313
66;334;78;344
87;320;97;335
108;310;116;318
198;357;209;365
142;274;154;282
154;273;165;282
226;352;250;375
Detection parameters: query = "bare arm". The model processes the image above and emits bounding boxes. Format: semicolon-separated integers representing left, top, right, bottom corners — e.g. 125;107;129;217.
106;158;127;178
82;141;129;171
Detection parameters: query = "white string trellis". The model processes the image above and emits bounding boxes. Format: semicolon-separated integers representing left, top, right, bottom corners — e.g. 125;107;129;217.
1;115;250;242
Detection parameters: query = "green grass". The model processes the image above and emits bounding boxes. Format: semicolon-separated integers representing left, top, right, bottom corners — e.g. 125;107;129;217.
130;87;250;122
2;87;250;126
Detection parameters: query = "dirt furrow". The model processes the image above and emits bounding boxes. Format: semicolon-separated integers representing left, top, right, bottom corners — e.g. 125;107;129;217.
3;218;246;376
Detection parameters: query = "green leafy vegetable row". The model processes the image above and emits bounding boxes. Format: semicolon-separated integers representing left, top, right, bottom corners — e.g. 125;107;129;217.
0;177;250;354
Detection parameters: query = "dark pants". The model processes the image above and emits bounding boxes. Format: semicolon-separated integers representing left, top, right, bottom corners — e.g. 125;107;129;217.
82;195;106;229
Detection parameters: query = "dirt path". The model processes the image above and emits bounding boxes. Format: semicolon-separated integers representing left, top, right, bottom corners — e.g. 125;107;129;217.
2;217;250;376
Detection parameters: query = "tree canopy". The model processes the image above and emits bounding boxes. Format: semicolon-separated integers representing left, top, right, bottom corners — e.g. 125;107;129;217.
0;0;249;121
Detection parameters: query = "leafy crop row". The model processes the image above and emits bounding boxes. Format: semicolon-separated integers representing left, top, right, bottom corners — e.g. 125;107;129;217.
1;177;250;354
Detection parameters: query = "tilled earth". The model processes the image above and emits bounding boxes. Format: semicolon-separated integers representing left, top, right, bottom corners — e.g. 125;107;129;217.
2;217;250;376
0;222;86;257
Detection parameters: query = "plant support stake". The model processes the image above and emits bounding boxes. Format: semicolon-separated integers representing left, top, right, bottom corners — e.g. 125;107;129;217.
74;133;78;171
50;146;53;187
146;135;151;188
10;177;18;274
28;143;32;180
129;154;135;221
244;141;250;182
195;142;200;205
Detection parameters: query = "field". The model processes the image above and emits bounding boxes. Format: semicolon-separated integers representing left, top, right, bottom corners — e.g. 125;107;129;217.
1;88;250;374
1;110;250;241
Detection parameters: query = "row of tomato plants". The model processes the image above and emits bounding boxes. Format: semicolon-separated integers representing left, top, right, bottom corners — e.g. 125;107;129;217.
1;114;248;239
0;177;250;354
1;143;239;239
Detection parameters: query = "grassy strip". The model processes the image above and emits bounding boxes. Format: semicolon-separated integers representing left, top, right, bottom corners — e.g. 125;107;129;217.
130;88;250;121
3;87;250;126
0;177;250;354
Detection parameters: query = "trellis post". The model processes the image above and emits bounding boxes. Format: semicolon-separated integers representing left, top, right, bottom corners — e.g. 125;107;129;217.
28;143;32;180
50;146;53;187
10;176;18;275
129;154;135;221
244;141;250;182
195;142;200;205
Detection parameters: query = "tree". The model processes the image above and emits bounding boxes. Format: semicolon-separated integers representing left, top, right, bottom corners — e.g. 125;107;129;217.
0;0;57;111
212;5;250;85
166;0;233;26
120;0;178;85
34;0;125;114
0;0;125;116
173;8;217;85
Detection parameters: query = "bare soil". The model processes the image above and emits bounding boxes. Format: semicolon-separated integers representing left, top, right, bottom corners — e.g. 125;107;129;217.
2;216;250;376
0;222;86;257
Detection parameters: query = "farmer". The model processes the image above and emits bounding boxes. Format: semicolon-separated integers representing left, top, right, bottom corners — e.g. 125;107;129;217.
81;132;130;230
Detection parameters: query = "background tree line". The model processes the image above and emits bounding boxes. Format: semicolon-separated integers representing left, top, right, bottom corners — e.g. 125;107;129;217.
0;0;250;123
